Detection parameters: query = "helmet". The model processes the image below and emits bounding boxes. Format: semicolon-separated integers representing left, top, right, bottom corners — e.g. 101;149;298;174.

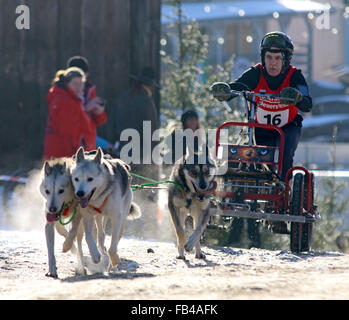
181;109;198;125
260;32;294;68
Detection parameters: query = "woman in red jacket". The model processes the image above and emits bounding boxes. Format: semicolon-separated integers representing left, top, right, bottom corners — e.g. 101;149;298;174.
67;56;107;151
43;67;92;160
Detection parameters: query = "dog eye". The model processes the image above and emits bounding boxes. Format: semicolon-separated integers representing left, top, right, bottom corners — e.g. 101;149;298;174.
58;189;64;194
74;177;79;182
87;177;94;182
45;190;50;195
190;170;198;177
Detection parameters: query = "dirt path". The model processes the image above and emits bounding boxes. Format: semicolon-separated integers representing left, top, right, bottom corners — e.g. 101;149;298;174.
1;230;349;300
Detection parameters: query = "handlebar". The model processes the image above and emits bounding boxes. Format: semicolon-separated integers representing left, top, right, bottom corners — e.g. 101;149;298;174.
212;90;294;102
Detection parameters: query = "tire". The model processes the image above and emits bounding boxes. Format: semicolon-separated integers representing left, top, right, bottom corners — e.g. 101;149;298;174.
301;173;314;252
290;173;304;253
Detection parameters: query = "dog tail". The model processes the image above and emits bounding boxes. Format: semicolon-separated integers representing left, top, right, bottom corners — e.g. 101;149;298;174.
127;202;142;220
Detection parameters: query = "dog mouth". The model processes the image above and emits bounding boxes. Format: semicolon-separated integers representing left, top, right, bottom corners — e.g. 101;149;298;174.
79;188;96;208
193;180;217;194
46;202;65;222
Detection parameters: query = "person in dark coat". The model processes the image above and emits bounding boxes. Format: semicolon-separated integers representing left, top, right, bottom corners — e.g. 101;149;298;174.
112;67;160;239
113;67;159;165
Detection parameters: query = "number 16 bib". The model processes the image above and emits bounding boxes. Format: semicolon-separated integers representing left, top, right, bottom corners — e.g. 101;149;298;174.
253;63;298;128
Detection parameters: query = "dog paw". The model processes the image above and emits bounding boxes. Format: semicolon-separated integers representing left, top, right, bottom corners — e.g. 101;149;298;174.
75;267;87;276
184;242;194;253
92;253;101;264
62;238;74;253
45;271;58;279
109;252;120;267
195;252;206;259
176;255;186;260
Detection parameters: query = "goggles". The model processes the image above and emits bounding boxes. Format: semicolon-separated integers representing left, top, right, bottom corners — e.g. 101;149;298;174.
261;34;288;50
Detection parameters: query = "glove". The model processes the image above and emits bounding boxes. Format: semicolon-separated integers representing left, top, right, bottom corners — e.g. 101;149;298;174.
210;82;231;102
280;87;302;106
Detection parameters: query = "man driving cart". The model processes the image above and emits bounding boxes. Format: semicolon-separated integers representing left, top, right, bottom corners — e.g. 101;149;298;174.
211;31;313;237
211;31;312;181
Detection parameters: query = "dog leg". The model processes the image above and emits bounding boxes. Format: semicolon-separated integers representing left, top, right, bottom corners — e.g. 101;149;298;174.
192;212;206;259
169;202;186;259
108;215;123;268
45;222;58;278
96;215;106;254
83;213;101;264
76;221;86;275
55;223;76;254
62;211;82;253
185;208;210;254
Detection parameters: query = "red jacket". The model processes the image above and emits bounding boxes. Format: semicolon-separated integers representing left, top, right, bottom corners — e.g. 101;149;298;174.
83;81;107;150
43;82;93;160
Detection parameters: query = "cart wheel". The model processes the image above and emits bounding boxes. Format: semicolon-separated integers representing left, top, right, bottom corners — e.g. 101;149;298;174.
290;173;304;253
301;173;314;252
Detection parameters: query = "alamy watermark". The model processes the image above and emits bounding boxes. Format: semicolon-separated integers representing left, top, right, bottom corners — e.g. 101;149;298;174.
15;5;30;30
117;121;230;175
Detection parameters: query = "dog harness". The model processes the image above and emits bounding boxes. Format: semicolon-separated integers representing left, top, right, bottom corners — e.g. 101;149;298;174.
253;63;298;128
88;193;111;214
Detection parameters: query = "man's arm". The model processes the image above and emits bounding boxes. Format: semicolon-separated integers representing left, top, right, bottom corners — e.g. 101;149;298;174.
290;70;312;112
229;66;260;92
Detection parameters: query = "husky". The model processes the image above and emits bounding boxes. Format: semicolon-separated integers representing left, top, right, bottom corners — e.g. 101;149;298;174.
168;146;217;260
71;147;141;269
39;158;85;278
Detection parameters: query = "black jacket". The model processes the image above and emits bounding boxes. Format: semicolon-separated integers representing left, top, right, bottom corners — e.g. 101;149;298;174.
229;65;312;113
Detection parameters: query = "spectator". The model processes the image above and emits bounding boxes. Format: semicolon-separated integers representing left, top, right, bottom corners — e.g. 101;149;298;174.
67;56;107;151
43;67;92;160
164;109;204;164
112;67;160;239
113;67;159;163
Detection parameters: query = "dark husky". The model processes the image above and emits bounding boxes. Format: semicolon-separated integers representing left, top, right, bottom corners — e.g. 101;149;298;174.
168;146;217;259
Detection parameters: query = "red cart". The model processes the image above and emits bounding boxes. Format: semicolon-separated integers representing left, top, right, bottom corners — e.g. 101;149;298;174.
208;90;320;252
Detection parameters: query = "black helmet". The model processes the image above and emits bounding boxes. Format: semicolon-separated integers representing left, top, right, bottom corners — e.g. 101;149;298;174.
260;31;294;68
181;109;198;125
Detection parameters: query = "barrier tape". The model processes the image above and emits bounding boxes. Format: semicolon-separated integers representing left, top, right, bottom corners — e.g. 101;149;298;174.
0;175;28;184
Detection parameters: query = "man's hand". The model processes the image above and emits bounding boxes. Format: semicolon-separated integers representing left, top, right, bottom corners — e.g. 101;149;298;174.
280;87;302;106
210;82;231;101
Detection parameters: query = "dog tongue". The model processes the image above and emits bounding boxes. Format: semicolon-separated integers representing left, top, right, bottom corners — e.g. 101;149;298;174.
80;197;89;208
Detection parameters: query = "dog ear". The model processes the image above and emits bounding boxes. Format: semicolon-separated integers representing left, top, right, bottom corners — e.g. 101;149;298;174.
76;147;85;163
94;147;103;164
60;162;67;174
44;161;52;176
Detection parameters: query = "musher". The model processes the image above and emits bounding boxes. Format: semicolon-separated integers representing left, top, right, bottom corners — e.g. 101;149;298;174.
211;31;313;181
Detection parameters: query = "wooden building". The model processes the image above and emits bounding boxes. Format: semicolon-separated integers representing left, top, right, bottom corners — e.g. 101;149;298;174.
0;0;160;170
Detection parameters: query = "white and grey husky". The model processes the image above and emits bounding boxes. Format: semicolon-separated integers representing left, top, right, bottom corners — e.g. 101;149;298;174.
71;147;141;269
39;158;85;278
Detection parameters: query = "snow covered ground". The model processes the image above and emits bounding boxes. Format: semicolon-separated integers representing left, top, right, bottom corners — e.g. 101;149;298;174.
1;175;349;300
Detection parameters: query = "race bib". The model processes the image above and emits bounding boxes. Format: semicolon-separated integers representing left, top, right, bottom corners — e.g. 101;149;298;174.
256;107;289;127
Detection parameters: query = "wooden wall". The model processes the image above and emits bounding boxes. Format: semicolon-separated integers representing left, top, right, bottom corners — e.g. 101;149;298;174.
0;0;160;171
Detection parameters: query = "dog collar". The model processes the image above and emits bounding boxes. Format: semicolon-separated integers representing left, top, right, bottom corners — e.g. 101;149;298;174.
88;193;111;214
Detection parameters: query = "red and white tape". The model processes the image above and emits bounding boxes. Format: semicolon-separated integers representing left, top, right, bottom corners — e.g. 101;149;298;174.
0;175;28;184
